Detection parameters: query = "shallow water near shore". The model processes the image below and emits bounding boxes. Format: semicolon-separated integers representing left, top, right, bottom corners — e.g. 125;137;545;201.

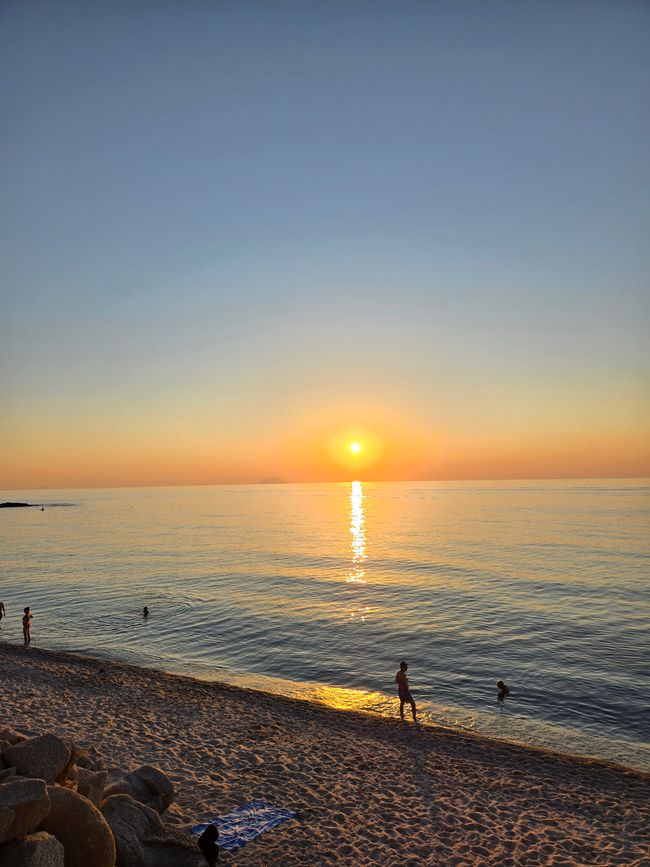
1;480;648;770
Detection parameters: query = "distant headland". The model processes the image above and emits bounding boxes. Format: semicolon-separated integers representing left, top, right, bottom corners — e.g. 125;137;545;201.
0;502;36;508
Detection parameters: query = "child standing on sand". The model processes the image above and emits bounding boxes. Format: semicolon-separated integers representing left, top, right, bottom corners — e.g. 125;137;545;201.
22;606;33;645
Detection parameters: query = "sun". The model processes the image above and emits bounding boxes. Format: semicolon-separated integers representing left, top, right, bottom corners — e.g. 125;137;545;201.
329;427;383;472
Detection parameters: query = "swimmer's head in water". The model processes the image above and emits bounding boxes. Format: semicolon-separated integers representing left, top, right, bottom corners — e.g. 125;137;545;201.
400;661;408;671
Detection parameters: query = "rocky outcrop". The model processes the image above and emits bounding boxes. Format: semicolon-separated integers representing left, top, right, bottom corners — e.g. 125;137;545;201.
40;786;116;867
102;765;174;815
1;831;65;866
102;795;202;867
0;778;50;843
0;730;195;867
76;767;107;807
3;735;72;785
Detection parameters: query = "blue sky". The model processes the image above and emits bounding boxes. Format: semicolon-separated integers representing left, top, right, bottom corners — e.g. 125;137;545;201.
1;1;648;486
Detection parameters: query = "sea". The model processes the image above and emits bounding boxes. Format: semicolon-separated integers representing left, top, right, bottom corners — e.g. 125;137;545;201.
1;480;648;771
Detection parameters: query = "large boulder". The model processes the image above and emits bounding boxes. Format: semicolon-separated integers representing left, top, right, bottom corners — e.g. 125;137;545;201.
0;778;50;843
102;765;174;814
0;830;65;866
39;786;116;867
3;735;72;785
76;767;107;807
101;794;202;867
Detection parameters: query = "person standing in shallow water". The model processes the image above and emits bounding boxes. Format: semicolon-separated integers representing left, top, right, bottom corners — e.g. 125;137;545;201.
22;606;33;645
395;660;418;724
0;600;5;621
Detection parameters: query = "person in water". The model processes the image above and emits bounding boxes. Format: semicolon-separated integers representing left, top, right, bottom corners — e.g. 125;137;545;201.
143;606;149;618
497;680;510;699
22;607;33;645
395;661;418;724
197;823;219;865
0;600;5;621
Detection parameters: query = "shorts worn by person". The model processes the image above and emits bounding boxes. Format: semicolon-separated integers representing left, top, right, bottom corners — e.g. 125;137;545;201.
395;661;418;724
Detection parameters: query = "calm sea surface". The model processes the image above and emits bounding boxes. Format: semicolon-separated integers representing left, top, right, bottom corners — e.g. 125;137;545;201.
1;481;648;770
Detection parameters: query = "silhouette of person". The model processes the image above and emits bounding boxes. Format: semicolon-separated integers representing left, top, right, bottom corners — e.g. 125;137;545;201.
143;606;149;618
22;607;33;645
198;823;219;865
497;680;510;700
395;661;418;724
0;600;5;621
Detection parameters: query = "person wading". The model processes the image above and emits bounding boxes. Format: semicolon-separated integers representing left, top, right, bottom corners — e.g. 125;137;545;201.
395;660;418;724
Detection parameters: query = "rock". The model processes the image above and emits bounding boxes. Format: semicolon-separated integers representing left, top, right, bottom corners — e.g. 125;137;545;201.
102;765;174;814
0;728;27;746
101;795;201;867
0;831;65;866
0;778;50;843
4;735;71;785
76;747;104;772
76;767;107;807
101;793;162;863
143;825;204;867
40;786;116;867
0;806;16;840
0;767;18;783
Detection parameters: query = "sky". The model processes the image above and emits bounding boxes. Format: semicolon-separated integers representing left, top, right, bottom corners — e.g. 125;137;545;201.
1;1;649;488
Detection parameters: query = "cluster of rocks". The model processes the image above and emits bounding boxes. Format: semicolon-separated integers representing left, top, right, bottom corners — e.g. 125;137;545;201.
0;728;204;866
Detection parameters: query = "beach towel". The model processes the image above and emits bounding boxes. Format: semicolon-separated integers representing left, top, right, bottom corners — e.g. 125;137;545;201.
190;799;297;852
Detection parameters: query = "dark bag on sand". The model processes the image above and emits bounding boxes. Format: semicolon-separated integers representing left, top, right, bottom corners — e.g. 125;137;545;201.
198;824;219;864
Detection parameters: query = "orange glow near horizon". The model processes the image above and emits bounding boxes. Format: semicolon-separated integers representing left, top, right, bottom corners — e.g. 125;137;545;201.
1;400;649;489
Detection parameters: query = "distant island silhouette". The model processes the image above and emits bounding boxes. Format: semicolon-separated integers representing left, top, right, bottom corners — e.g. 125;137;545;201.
0;502;35;508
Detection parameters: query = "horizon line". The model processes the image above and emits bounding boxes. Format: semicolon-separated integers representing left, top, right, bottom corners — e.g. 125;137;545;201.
3;474;649;493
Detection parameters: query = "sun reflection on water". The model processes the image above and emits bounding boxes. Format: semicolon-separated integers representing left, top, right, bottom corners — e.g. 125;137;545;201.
347;480;366;583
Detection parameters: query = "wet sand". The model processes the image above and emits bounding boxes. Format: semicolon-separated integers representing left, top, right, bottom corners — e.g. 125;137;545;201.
1;642;648;865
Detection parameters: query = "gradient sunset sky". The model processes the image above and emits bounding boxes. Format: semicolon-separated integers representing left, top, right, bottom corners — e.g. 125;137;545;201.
1;1;649;489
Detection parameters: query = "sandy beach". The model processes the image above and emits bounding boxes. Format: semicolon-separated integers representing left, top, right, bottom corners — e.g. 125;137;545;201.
1;642;648;866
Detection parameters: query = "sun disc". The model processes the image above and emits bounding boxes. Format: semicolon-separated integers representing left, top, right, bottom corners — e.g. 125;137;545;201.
328;427;383;473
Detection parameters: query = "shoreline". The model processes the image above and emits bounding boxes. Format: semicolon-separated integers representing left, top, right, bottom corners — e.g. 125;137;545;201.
2;641;649;865
1;640;646;779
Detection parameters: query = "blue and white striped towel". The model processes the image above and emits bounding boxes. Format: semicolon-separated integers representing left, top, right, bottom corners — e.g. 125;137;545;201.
190;799;297;851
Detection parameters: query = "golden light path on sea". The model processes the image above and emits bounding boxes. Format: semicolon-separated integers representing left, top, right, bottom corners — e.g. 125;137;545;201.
347;480;367;586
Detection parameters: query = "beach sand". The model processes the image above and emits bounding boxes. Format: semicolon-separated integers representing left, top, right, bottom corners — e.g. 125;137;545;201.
1;643;648;866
